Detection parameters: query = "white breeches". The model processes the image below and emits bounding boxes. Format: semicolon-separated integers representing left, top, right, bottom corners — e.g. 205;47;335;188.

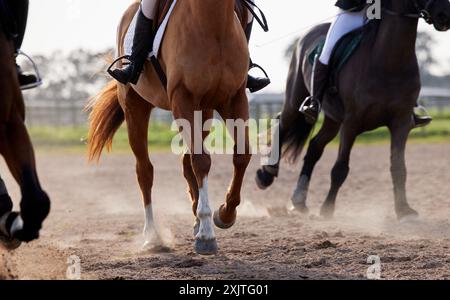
319;9;367;65
141;0;255;23
141;0;158;19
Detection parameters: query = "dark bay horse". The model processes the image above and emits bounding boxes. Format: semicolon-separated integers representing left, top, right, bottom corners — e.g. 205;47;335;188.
256;0;450;221
0;19;50;249
87;0;251;255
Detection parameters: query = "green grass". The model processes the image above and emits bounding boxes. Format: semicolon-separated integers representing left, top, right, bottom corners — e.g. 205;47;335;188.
29;112;450;154
321;113;450;145
29;123;178;153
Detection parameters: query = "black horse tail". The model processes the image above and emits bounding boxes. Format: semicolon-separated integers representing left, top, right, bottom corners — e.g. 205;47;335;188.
280;113;314;163
255;112;314;190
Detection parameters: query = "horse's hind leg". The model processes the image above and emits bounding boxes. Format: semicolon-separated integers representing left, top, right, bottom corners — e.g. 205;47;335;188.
124;89;161;247
389;119;418;221
320;122;357;219
214;88;252;230
291;116;340;213
0;113;50;242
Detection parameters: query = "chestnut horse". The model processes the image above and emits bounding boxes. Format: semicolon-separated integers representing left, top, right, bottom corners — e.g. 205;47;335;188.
256;0;450;221
88;0;251;255
0;18;50;249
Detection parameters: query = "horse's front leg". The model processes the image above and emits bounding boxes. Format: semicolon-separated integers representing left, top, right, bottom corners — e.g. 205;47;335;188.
389;118;418;221
291;116;340;214
0;115;50;243
214;90;252;229
320;121;357;219
186;110;213;238
173;95;217;255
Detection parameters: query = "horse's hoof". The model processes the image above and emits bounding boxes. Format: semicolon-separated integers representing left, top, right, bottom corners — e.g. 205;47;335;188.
0;234;22;251
195;238;218;256
320;204;335;220
255;169;274;190
143;231;163;249
0;212;24;249
290;202;309;215
213;207;236;230
398;208;419;223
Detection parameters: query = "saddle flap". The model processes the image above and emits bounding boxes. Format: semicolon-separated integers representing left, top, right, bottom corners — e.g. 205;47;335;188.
308;25;366;75
306;20;379;123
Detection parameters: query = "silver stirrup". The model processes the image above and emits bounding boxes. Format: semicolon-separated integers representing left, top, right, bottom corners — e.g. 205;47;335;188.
414;104;430;117
17;50;43;91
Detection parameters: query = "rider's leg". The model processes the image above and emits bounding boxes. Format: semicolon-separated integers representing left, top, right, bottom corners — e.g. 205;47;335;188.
245;1;270;93
300;9;366;123
7;0;39;89
109;0;157;85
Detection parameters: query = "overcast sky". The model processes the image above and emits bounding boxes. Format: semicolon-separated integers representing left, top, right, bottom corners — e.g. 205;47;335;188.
23;0;450;92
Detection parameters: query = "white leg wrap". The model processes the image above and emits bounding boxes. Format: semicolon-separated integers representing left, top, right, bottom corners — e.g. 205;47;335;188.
143;204;158;242
196;178;215;241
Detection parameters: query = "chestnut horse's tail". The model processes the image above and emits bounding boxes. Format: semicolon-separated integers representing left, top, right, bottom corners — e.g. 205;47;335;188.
86;81;124;162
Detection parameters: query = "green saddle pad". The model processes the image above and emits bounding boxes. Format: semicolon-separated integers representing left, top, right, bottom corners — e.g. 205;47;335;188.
308;28;364;74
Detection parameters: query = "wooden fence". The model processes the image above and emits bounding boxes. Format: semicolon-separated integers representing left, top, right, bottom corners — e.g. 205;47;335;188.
24;88;450;127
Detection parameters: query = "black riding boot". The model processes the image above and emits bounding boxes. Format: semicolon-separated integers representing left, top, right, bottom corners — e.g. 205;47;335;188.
109;9;155;85
245;21;270;93
300;58;329;124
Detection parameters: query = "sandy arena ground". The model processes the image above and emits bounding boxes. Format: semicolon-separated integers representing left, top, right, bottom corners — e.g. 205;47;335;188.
1;144;449;280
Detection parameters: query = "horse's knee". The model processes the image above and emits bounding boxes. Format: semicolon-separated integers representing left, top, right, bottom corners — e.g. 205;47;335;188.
331;161;349;187
191;154;211;178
